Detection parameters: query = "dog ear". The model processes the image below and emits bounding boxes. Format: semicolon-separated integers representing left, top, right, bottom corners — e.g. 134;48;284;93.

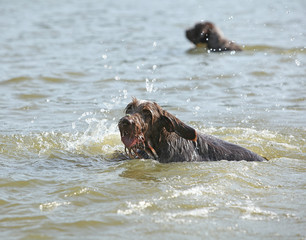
161;111;197;141
197;23;211;42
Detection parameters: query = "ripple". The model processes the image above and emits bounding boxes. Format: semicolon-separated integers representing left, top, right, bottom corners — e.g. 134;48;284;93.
39;201;71;211
232;202;279;221
0;76;32;85
249;71;274;77
117;200;153;215
243;45;306;54
40;76;70;83
17;93;48;100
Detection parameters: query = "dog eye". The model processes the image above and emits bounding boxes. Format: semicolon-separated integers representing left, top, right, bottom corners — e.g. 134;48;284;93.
125;105;132;114
142;109;152;119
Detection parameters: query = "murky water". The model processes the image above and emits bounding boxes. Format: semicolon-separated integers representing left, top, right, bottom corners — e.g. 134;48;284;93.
0;0;305;239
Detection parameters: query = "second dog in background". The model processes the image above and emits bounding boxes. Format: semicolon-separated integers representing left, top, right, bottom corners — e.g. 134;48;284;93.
186;21;242;52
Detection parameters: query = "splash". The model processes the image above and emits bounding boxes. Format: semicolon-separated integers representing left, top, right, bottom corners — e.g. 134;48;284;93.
0;117;122;159
0;123;304;161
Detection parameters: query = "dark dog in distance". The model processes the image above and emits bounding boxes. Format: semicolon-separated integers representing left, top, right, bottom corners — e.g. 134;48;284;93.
118;98;265;163
186;21;242;52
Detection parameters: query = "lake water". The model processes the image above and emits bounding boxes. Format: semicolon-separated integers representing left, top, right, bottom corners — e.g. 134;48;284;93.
0;0;305;239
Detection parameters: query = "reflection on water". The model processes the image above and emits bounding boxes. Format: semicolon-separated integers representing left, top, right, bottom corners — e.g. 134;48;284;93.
0;0;305;239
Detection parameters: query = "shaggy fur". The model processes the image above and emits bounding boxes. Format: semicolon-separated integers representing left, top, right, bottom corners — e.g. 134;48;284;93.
118;98;265;163
186;21;242;51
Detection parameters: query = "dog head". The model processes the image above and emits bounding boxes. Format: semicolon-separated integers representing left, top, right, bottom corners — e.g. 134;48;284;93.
186;22;221;45
118;98;197;159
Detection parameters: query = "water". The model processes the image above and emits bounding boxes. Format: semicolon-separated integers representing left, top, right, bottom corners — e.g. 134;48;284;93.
0;0;305;239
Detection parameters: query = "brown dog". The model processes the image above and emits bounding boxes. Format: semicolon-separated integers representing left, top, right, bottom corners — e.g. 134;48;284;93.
118;98;265;163
186;21;242;51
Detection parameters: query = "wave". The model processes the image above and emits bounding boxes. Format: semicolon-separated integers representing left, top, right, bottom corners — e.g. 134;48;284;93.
0;119;122;160
243;45;306;54
1;119;304;161
186;45;306;55
0;75;72;86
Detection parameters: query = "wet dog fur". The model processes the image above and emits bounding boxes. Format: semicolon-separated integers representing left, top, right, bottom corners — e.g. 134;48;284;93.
118;98;265;163
186;21;242;52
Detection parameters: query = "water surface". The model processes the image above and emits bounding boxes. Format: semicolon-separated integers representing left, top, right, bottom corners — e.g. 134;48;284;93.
0;0;305;239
